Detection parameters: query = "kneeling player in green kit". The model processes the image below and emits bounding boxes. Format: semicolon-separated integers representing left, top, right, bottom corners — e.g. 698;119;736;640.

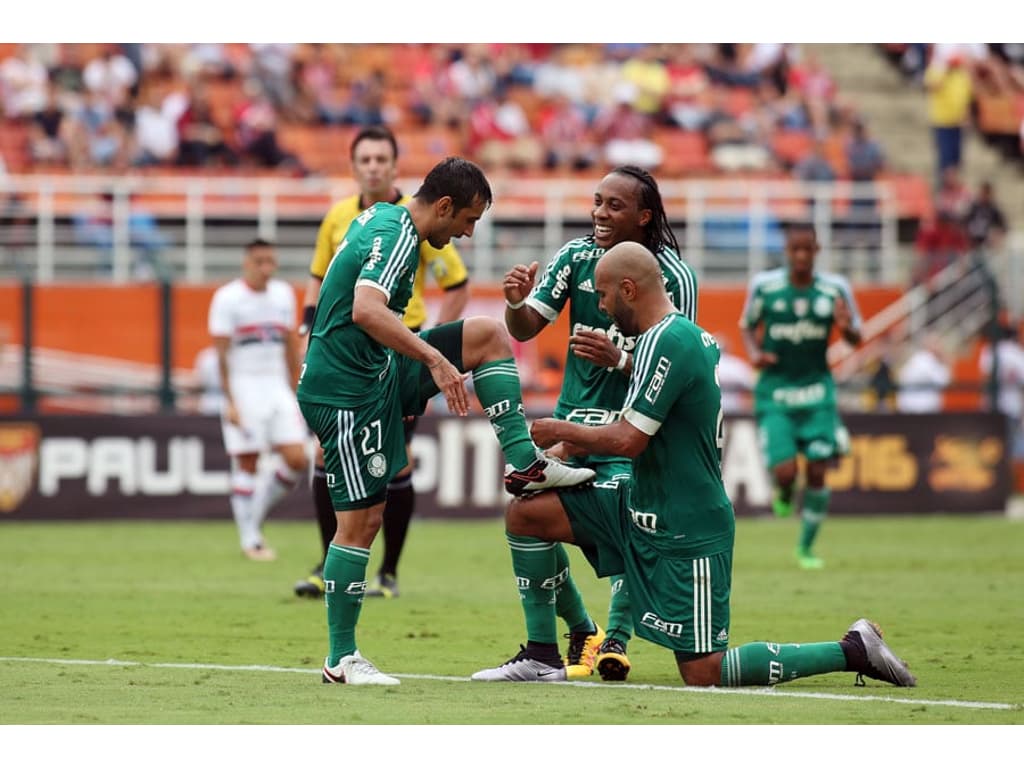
472;241;915;688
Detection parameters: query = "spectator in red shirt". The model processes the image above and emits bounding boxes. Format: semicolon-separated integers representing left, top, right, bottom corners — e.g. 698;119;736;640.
913;209;969;283
934;165;973;222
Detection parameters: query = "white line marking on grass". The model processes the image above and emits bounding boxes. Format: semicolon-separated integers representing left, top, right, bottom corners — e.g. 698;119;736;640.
1;656;1017;711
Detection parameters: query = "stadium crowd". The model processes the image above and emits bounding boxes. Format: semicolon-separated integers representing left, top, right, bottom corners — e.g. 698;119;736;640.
880;43;1024;169
0;42;902;182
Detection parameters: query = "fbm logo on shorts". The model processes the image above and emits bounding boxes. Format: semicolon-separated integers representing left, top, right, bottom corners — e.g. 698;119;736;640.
640;611;684;638
0;423;41;513
629;508;658;534
645;356;671;405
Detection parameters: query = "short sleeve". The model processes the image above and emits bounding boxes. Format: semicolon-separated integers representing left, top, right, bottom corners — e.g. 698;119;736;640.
525;244;574;323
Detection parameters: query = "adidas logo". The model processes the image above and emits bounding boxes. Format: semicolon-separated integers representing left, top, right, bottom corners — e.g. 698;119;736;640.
578;279;595;293
717;628;729;642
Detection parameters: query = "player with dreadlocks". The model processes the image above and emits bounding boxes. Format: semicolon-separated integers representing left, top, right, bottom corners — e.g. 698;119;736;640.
476;166;699;683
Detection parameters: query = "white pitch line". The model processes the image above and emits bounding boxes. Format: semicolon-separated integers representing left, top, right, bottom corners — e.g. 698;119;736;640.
1;656;1017;712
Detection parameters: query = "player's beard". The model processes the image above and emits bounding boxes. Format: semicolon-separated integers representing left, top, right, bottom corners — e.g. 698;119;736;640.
611;300;639;337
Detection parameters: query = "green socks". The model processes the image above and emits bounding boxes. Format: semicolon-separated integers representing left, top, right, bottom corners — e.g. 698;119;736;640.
552;543;595;634
605;574;632;645
324;543;370;665
799;487;830;553
506;533;559;644
472;358;537;469
721;641;847;686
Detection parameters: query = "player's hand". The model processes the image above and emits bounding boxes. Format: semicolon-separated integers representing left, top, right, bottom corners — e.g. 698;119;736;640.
544;440;586;460
752;350;778;369
224;400;241;426
530;417;564;449
833;296;852;333
428;357;471;417
503;261;539;307
570;329;622;369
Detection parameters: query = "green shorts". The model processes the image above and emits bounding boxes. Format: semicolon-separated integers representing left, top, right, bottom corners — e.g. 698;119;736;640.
756;406;850;469
557;480;733;655
299;322;463;511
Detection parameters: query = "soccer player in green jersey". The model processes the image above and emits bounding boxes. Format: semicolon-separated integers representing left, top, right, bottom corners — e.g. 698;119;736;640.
473;241;915;688
502;166;698;681
740;222;862;569
297;157;595;685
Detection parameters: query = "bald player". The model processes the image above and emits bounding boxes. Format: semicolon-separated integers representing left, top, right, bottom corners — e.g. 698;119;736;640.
472;242;915;689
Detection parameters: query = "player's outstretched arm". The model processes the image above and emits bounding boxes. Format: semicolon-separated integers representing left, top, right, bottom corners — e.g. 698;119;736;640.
503;261;547;341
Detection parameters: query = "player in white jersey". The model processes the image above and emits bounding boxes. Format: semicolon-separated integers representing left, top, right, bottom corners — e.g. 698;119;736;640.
208;238;309;560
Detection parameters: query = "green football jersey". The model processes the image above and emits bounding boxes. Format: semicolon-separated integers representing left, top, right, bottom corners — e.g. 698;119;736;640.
527;236;698;427
298;202;420;408
620;312;734;557
740;268;861;414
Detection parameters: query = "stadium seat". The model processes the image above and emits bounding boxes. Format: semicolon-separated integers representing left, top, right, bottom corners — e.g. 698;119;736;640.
397;128;462;177
654;129;712;176
0;121;30;172
975;93;1023;136
772;130;815;167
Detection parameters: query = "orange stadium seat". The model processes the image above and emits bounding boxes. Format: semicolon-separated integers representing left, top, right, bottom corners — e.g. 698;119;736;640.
0;121;30;172
884;173;934;221
772;130;814;167
975;92;1023;136
654;129;712;176
397;128;461;177
278;125;353;175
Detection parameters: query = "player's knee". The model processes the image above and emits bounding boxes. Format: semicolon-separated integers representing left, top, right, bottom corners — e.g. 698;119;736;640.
773;461;798;486
676;655;722;687
341;508;383;546
505;497;550;538
805;461;828;487
465;315;512;359
281;450;308;474
233;454;259;474
505;497;531;535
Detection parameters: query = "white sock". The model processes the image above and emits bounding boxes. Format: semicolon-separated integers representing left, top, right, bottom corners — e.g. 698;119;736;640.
230;469;261;550
251;459;300;528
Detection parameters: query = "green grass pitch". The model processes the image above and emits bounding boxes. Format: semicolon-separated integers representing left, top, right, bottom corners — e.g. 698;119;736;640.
1;513;1022;730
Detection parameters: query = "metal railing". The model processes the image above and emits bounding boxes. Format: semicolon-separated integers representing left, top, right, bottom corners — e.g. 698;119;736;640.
0;174;911;285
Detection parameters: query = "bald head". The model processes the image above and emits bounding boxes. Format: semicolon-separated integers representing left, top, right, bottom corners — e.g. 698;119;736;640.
595;241;675;336
595;241;664;291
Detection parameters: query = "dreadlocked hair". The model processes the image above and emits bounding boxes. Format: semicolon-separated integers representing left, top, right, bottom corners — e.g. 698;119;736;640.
610;165;681;257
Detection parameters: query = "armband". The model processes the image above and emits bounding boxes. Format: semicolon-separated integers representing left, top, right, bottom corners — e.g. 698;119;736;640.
506;297;527;310
615;350;628;371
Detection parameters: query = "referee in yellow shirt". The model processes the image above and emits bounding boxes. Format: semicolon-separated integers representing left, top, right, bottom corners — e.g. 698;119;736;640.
294;125;470;599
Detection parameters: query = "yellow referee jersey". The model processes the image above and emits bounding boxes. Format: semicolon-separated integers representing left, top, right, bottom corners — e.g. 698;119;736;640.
310;192;468;330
